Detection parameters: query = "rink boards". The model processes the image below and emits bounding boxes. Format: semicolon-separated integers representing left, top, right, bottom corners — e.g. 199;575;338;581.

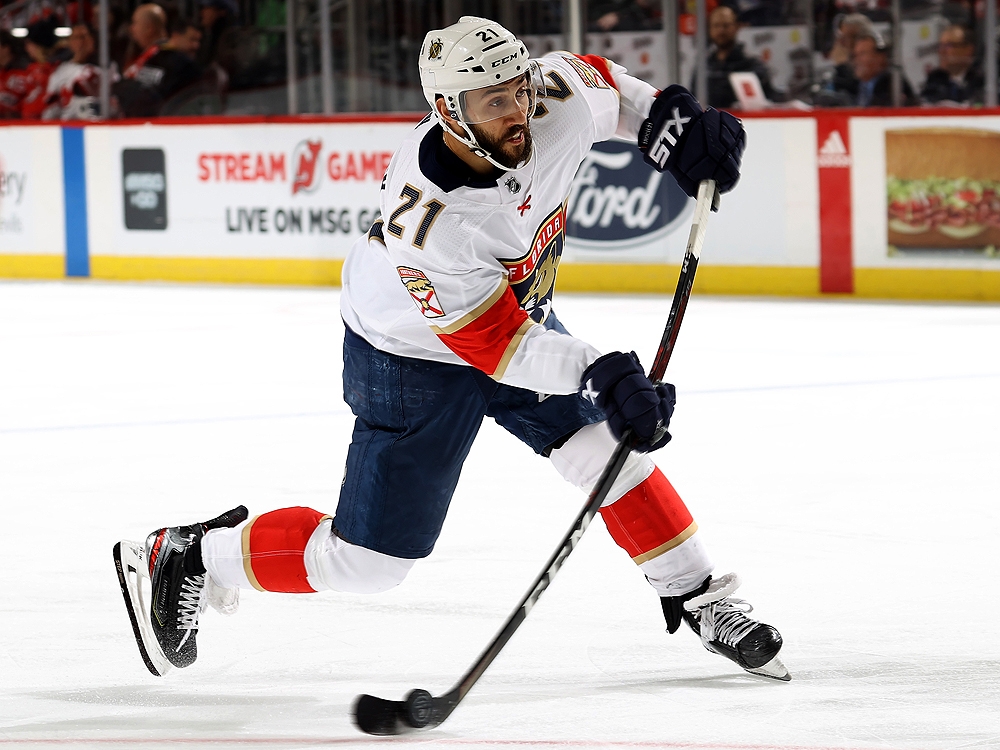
2;110;1000;301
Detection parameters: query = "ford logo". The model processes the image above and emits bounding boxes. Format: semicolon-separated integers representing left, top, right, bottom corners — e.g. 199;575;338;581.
566;140;692;250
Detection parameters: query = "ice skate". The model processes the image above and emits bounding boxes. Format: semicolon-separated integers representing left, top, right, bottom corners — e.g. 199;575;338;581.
664;572;790;681
113;505;248;676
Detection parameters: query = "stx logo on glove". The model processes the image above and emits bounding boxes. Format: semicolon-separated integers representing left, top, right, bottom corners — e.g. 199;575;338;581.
647;107;691;169
639;84;745;198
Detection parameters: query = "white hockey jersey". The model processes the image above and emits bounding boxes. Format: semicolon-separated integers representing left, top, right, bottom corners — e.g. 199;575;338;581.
41;60;101;121
340;52;657;395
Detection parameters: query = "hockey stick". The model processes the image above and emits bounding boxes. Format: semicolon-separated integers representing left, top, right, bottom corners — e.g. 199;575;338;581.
352;179;720;736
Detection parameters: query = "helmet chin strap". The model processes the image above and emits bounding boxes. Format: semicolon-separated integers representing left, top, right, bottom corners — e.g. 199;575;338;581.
434;109;530;172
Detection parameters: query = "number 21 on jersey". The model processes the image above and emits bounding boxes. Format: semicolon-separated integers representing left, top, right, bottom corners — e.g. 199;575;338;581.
386;184;445;250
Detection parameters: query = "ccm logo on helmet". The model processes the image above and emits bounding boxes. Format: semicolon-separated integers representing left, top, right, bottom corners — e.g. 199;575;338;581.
492;52;518;67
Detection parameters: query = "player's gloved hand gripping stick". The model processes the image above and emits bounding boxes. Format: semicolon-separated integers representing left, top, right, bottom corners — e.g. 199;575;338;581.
353;179;721;736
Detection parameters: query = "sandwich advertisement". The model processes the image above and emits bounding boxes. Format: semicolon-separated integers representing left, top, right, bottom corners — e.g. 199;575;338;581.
886;127;1000;254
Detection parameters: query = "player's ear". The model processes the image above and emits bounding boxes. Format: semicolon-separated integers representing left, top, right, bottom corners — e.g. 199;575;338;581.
435;97;468;138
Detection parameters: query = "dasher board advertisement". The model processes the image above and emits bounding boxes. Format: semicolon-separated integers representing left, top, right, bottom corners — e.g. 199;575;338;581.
0;126;64;256
0;131;32;247
83;117;815;268
564;117;819;267
851;115;1000;270
122;148;168;231
886;128;1000;254
86;122;416;259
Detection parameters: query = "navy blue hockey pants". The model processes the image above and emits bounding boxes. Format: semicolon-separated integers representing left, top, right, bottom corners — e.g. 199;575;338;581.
333;321;604;559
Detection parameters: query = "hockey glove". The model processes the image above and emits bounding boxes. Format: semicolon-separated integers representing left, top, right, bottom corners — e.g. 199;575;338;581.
637;84;746;200
580;351;676;453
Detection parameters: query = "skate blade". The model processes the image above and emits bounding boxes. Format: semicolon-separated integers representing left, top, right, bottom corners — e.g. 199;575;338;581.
113;541;173;677
745;654;791;681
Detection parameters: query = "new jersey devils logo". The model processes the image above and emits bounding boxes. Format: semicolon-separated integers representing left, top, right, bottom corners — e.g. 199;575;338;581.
291;139;323;195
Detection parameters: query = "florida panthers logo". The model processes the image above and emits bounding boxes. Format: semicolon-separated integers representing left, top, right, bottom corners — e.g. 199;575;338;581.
291;139;323;195
427;38;443;60
502;204;565;324
398;266;445;318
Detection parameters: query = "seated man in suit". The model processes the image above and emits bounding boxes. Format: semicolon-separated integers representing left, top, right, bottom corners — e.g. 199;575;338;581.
848;33;915;107
921;25;985;105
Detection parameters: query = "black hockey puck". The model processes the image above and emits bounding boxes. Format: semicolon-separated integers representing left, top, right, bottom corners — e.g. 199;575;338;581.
404;689;433;728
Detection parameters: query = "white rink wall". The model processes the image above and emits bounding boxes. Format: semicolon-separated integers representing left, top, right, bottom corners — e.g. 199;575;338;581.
2;110;1000;300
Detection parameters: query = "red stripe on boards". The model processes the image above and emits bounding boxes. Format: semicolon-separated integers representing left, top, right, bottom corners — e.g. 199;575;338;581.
816;112;854;293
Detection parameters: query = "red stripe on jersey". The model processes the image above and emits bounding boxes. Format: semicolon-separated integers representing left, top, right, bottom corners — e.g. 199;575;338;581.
434;285;531;376
244;507;327;593
573;54;620;90
599;468;695;562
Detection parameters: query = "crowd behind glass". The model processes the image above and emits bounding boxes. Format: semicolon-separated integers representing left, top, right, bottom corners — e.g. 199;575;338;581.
0;0;996;119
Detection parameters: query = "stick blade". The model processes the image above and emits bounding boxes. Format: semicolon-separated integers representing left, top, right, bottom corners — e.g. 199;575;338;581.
352;689;456;736
352;694;412;736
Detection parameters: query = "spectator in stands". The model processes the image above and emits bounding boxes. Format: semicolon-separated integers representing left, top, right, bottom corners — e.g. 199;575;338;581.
691;5;780;108
817;12;877;104
920;25;985;105
164;18;202;61
20;19;57;118
42;22;102;120
112;3;200;117
197;0;236;69
851;33;916;106
0;30;29;119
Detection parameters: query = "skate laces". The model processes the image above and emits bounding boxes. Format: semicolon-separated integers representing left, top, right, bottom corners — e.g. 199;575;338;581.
175;574;206;649
697;597;759;647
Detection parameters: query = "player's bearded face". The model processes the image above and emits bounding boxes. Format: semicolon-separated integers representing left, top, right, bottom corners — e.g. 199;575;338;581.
459;74;535;168
468;119;533;168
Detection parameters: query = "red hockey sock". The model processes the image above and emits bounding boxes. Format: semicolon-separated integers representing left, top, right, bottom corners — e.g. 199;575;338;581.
242;507;329;592
598;467;697;564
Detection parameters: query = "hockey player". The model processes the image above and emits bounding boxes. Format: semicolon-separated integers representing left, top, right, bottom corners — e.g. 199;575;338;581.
114;16;788;685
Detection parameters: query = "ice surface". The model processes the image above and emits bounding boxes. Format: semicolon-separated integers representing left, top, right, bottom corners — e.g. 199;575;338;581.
1;281;998;749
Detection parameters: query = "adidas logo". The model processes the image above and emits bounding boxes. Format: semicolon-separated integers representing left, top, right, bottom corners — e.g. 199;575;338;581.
818;131;851;168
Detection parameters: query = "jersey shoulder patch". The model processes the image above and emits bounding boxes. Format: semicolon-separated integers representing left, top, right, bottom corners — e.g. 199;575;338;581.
561;54;612;90
397;266;446;319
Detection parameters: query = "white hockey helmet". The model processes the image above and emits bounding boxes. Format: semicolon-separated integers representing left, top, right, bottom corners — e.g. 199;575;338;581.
418;16;541;167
